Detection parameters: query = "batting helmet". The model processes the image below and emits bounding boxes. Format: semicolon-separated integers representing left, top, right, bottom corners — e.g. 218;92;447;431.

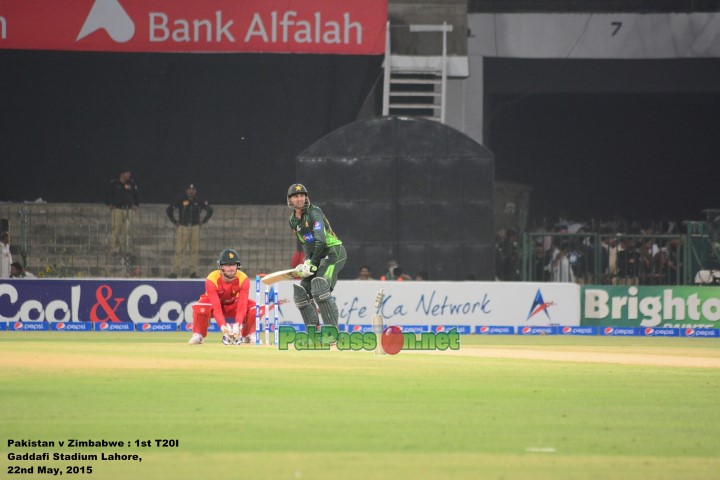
287;183;308;197
217;249;242;267
287;183;310;210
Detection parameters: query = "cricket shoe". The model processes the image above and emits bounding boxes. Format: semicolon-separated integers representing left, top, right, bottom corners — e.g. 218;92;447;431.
188;333;204;345
241;335;253;344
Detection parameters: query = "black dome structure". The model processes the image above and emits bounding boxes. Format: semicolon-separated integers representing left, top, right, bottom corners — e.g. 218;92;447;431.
296;116;495;281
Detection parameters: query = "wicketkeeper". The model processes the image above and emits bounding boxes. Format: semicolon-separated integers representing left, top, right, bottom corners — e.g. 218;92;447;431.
188;248;257;345
287;183;347;329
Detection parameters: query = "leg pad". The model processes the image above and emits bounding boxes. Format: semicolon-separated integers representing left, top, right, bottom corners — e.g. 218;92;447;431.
192;303;212;337
311;277;339;328
293;284;320;328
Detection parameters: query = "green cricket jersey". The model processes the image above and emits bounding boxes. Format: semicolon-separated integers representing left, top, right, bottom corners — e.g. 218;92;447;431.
289;204;342;266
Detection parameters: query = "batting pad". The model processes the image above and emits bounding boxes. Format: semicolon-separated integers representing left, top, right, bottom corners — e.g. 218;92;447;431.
311;277;339;328
293;284;320;327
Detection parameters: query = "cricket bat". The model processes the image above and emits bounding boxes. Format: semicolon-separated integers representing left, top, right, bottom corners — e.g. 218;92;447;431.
261;268;301;285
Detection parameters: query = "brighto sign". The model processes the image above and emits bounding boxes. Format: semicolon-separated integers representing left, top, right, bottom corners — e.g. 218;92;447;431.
585;287;720;326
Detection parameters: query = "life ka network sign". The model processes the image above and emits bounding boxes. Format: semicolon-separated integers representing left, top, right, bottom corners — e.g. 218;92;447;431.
330;281;580;328
0;0;387;54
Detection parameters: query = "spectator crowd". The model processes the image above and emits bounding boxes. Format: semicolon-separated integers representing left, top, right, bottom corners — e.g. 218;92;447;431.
495;215;684;285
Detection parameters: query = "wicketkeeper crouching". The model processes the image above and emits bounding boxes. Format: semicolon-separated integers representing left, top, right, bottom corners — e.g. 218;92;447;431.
188;249;258;345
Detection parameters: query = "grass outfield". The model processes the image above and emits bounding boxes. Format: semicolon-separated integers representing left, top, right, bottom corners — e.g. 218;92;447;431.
1;332;719;480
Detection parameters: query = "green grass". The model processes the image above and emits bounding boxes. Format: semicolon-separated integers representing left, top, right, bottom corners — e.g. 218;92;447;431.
1;333;719;479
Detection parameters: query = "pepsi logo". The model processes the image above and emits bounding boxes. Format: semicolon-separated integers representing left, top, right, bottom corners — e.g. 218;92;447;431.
644;328;654;335
352;325;362;332
99;322;109;330
184;323;193;331
57;323;66;330
562;327;571;334
142;323;152;331
480;326;489;333
521;326;531;334
14;322;23;330
685;328;695;336
435;326;445;333
604;327;614;334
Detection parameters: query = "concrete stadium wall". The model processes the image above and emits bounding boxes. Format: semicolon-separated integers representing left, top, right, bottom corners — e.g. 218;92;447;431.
0;203;295;279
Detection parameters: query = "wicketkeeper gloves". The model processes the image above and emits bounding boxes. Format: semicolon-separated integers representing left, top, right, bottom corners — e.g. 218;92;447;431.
221;323;241;345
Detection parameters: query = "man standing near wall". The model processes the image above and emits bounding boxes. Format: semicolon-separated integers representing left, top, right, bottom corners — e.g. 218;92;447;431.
166;184;213;278
105;168;139;256
0;232;12;278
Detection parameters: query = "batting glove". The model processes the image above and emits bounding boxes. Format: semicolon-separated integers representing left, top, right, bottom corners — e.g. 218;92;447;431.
297;260;317;278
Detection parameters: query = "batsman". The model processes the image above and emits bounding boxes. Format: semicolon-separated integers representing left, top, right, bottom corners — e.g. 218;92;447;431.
287;183;347;330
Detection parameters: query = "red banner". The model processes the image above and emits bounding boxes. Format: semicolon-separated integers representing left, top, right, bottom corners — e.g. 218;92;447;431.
0;0;387;54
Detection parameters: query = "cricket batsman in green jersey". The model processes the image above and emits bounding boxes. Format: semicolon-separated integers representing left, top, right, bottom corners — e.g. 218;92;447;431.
287;183;347;329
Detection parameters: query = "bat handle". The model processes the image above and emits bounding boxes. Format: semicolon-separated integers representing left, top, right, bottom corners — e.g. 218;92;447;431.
374;288;384;312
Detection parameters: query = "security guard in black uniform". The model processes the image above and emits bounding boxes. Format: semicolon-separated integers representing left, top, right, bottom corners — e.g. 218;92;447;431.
105;168;139;256
166;184;213;278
